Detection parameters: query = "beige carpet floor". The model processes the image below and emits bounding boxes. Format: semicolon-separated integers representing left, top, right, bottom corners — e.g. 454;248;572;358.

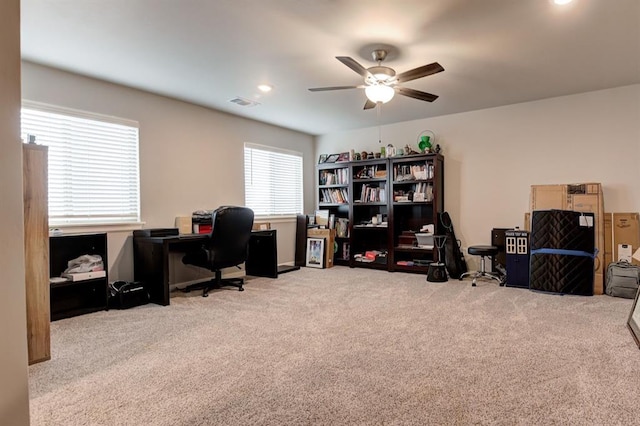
29;267;640;425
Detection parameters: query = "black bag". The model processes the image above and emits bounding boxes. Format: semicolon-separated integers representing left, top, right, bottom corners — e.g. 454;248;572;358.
108;281;150;309
439;212;467;279
605;261;640;299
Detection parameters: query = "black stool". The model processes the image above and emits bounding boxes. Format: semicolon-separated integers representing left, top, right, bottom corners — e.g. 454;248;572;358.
459;245;503;286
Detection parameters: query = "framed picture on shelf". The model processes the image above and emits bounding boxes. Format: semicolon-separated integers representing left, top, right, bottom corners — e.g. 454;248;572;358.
627;287;640;349
306;237;325;268
324;154;340;163
336;152;350;162
315;209;329;228
318;154;328;164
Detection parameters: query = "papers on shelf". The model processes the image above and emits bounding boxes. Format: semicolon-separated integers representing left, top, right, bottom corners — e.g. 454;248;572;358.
61;270;106;281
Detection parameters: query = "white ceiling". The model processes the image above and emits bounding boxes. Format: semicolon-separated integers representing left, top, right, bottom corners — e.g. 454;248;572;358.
21;0;640;136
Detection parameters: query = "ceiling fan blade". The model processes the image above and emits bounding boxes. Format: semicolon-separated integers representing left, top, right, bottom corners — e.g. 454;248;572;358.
396;62;444;83
336;56;371;78
397;87;439;102
308;85;362;92
363;99;377;110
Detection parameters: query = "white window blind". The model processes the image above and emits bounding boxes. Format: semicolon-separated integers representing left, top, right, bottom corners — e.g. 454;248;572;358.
21;102;140;226
244;143;303;216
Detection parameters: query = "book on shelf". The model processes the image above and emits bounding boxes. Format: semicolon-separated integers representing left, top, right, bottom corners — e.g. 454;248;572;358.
321;188;348;204
320;168;348;186
359;184;386;203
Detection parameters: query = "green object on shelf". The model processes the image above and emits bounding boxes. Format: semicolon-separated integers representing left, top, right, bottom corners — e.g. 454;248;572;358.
418;135;432;152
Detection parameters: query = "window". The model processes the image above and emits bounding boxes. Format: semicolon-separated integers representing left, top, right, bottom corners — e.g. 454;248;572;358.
21;102;140;226
244;143;303;216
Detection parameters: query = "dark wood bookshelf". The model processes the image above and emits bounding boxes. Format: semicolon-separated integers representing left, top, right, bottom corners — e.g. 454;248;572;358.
316;153;444;274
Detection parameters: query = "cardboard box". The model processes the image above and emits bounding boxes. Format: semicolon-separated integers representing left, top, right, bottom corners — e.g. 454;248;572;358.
306;228;335;268
609;213;640;266
252;222;271;231
175;216;192;234
529;183;602;211
529;183;605;294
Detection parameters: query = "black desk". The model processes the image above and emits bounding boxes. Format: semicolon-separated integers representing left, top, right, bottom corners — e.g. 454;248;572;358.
133;230;278;306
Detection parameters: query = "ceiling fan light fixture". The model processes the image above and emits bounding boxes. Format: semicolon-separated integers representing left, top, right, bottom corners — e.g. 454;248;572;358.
368;66;396;82
365;84;395;104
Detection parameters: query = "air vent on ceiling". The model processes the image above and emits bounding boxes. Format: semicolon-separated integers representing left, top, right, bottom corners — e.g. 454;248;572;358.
229;97;261;108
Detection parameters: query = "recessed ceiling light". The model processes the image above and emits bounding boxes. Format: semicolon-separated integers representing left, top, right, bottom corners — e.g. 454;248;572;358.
258;84;273;93
554;0;573;5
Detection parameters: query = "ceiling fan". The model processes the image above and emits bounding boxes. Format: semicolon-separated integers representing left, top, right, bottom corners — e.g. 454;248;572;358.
308;49;444;110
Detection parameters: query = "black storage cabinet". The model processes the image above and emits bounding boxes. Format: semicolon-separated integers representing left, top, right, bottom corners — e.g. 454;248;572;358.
49;233;109;320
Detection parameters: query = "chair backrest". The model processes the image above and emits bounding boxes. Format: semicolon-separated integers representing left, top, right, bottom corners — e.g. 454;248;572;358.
207;206;255;269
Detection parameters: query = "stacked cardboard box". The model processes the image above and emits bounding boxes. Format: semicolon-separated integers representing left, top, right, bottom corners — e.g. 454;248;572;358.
604;212;640;268
529;183;605;294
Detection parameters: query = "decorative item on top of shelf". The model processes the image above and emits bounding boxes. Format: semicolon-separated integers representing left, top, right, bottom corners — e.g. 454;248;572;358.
353;152;361;161
361;151;368;160
417;130;436;153
336;152;350;162
404;144;420;155
318;154;328;164
386;144;396;157
324;153;340;163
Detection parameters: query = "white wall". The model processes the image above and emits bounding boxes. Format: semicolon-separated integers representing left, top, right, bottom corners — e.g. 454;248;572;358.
317;85;640;266
22;62;316;281
0;0;31;424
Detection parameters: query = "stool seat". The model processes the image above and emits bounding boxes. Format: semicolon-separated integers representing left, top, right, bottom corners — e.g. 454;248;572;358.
467;245;499;257
460;244;503;287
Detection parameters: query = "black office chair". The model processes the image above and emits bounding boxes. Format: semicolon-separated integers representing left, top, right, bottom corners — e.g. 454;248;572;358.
181;206;254;297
